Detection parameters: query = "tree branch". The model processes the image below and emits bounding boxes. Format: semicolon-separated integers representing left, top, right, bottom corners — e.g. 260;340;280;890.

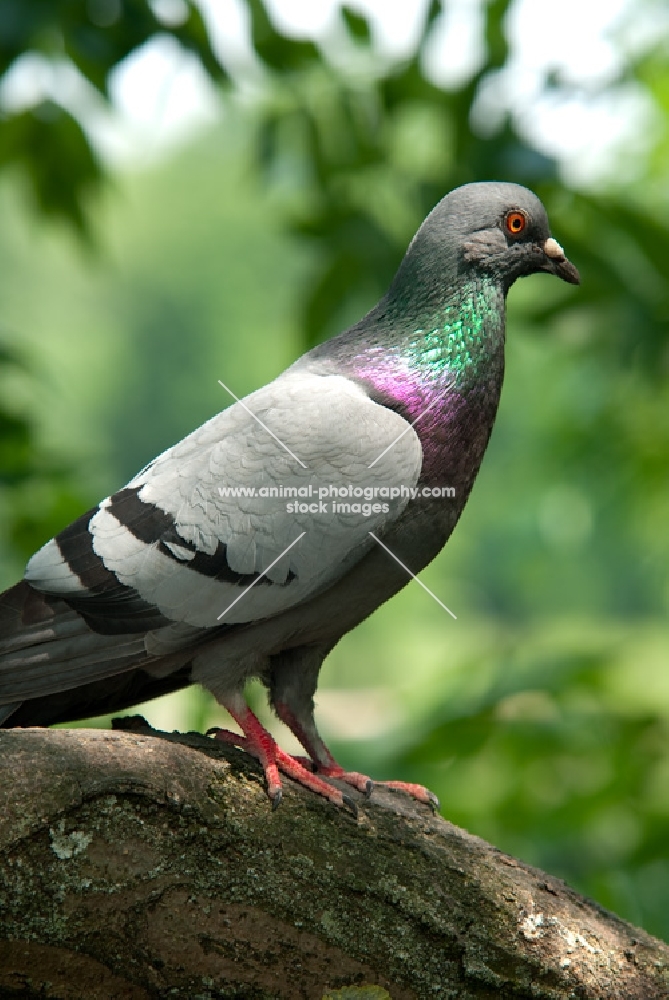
0;722;667;999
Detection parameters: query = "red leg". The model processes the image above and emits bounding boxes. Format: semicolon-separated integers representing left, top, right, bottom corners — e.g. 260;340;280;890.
274;700;439;811
207;694;358;815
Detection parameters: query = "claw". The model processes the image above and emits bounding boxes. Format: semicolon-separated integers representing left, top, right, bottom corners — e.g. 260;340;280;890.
427;791;440;814
364;778;374;799
342;794;359;819
270;788;283;811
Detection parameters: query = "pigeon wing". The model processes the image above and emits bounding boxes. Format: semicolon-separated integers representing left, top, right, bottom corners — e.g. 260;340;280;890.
25;372;423;636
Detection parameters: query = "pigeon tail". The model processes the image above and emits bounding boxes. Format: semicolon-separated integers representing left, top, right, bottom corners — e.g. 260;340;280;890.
0;581;156;719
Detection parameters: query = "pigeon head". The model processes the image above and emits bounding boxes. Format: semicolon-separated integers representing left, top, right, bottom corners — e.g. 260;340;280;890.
390;181;579;307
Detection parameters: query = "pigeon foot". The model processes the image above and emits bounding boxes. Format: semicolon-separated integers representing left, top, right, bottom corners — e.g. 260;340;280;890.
206;707;358;817
312;765;438;810
273;699;439;810
310;765;373;797
373;780;440;813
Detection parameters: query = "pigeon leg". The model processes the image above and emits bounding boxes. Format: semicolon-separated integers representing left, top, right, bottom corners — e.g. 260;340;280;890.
273;700;372;795
270;647;439;809
274;699;439;811
207;692;358;815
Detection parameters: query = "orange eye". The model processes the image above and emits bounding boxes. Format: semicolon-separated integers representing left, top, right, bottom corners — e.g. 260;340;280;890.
505;211;527;235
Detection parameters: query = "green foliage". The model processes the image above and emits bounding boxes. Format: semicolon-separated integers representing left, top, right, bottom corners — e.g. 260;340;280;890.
0;0;227;232
0;99;102;237
247;0;320;72
0;346;34;486
0;344;88;567
340;7;372;47
0;0;226;94
341;624;669;939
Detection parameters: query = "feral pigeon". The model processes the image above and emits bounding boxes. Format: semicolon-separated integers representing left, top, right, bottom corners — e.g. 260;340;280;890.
0;182;579;813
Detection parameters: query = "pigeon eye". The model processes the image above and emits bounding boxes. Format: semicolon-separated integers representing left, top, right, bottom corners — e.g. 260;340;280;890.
505;211;527;236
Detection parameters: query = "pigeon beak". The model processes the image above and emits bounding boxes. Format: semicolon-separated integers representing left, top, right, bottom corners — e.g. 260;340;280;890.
541;237;580;285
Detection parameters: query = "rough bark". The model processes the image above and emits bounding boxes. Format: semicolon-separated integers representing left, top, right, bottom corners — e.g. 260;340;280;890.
0;721;667;1000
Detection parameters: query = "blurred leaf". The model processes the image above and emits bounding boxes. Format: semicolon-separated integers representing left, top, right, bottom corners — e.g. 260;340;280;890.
341;7;371;46
246;0;320;73
0;0;227;96
0;347;89;563
0;347;37;487
0;100;102;236
0;0;227;233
